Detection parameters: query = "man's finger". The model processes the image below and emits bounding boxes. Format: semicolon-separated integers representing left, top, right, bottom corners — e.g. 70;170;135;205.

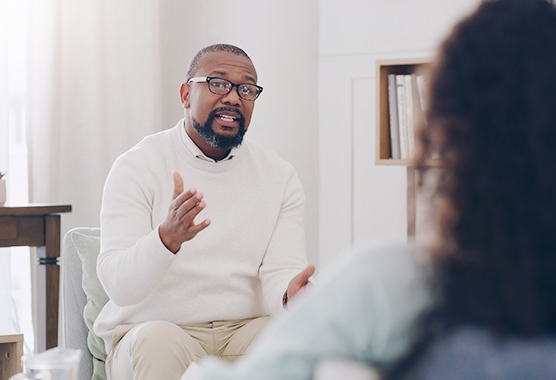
178;199;206;223
286;265;316;302
189;219;211;235
172;171;184;200
291;265;315;290
174;191;203;217
296;265;315;285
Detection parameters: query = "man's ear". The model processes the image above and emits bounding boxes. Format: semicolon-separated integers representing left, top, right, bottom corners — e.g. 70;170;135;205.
180;82;191;109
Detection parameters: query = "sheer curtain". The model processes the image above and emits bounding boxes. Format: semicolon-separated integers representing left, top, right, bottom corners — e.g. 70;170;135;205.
23;0;192;352
27;0;187;232
1;0;33;352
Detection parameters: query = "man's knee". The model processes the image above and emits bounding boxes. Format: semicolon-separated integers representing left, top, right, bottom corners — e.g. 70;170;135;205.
127;320;205;366
129;320;185;349
113;321;198;379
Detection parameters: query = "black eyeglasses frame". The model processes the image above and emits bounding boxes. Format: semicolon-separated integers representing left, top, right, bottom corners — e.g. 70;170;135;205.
188;76;263;101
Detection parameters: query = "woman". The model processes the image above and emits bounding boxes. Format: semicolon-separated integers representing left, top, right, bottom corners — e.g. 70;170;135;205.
186;0;556;378
389;0;556;378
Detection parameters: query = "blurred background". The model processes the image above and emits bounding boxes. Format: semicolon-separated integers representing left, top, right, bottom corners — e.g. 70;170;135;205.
0;0;480;352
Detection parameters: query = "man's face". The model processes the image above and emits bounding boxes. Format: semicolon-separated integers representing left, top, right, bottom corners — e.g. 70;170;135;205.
181;51;258;150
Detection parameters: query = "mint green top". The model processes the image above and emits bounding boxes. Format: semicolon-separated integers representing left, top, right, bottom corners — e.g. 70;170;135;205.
195;238;432;380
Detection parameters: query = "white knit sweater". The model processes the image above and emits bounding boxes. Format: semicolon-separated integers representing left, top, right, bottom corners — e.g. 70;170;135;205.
93;120;308;353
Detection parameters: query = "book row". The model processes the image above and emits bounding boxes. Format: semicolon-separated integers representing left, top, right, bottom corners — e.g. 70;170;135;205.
387;73;426;160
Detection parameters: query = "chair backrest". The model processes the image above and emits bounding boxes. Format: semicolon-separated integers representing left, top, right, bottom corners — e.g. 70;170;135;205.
61;227;100;380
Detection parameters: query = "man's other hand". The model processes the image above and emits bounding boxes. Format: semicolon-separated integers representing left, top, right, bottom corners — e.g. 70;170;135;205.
285;265;316;305
159;171;211;253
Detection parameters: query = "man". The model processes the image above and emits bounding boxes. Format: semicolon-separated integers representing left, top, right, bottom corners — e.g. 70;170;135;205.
94;44;314;380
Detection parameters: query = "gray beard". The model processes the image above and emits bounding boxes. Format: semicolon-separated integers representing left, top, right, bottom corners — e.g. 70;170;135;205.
192;109;246;150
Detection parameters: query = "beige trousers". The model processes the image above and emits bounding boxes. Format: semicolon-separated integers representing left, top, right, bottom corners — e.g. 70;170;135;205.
106;317;270;380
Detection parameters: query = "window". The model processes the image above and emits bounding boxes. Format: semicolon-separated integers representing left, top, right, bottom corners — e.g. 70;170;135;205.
1;0;33;352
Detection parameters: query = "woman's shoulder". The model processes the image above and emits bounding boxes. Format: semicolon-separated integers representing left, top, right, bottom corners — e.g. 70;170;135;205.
320;238;423;286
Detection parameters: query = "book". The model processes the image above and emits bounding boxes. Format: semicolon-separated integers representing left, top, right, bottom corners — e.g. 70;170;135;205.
411;74;424;152
395;74;409;160
404;74;415;159
415;74;439;159
412;74;423;118
416;74;427;117
387;74;401;160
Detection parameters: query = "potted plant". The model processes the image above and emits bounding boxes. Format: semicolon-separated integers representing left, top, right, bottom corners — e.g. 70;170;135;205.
0;172;6;205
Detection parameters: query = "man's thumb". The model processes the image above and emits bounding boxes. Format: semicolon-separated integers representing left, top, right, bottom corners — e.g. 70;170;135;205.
294;265;315;286
172;171;184;200
301;265;316;282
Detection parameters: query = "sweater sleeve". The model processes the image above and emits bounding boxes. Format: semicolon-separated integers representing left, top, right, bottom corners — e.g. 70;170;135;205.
258;169;309;315
96;150;176;307
197;239;430;380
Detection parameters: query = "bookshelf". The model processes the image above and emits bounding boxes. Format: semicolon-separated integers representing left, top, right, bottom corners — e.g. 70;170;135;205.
375;57;434;165
375;57;435;236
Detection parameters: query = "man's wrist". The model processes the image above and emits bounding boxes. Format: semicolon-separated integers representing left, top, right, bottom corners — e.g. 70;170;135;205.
159;225;180;254
282;290;288;308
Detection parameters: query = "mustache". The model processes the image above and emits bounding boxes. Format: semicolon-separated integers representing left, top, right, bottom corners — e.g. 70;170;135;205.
209;107;245;124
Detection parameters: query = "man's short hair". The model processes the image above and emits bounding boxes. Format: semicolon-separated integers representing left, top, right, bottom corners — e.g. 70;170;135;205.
185;44;252;81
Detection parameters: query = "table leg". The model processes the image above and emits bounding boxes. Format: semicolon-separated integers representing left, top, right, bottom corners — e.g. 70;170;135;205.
35;215;61;351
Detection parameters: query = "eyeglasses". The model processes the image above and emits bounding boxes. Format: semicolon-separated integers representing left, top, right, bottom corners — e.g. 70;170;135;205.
188;77;263;101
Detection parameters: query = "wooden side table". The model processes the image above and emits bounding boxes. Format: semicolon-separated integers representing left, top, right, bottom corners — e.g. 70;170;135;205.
0;204;72;351
0;333;24;379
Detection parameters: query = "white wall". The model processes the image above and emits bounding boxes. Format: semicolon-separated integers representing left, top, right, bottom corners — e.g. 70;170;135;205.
318;0;481;268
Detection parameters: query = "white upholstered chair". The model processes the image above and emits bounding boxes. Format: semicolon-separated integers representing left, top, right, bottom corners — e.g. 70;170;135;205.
61;227;104;380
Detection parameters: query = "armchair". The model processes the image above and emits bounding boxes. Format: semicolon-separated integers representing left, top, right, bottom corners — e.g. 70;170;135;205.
61;227;105;380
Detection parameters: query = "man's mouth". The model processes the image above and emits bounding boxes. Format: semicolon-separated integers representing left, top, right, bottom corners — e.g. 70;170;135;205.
214;109;243;128
193;109;247;149
218;114;237;123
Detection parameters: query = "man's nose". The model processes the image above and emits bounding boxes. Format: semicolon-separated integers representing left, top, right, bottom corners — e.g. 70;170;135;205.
220;86;241;106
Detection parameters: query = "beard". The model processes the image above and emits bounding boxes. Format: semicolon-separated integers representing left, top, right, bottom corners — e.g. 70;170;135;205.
192;108;247;150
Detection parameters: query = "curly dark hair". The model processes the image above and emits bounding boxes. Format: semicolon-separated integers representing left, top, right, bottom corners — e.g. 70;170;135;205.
388;0;556;377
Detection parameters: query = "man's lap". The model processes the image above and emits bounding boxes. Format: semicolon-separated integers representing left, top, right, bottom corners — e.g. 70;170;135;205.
107;317;270;380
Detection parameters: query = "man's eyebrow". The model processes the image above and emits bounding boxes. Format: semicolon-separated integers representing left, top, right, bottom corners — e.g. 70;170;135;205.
209;70;257;84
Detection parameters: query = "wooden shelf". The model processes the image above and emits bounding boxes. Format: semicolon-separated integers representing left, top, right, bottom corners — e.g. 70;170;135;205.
375;57;439;237
375;57;434;165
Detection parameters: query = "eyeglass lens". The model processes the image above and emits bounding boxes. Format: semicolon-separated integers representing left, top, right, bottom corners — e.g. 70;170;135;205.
208;78;260;101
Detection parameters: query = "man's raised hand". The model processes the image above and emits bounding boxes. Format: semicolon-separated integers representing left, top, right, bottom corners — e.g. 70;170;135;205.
159;171;211;253
284;265;316;306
